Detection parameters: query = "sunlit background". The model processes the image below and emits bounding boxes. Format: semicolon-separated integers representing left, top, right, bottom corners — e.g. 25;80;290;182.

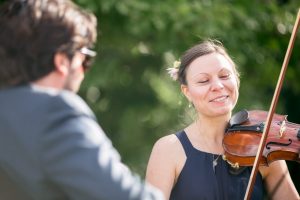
3;0;299;194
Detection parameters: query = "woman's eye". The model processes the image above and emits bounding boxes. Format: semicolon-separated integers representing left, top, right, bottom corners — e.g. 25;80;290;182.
198;80;209;84
220;73;231;79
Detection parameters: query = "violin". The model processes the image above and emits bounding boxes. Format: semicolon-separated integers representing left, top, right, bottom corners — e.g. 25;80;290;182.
235;9;300;200
222;109;300;169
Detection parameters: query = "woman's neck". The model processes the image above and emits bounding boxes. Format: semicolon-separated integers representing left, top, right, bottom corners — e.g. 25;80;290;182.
196;113;230;140
185;113;231;154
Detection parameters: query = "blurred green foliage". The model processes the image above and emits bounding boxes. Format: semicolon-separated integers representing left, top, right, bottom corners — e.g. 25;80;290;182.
76;0;300;191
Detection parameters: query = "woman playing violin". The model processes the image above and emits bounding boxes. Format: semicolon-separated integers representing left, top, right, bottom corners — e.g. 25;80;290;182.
146;40;299;200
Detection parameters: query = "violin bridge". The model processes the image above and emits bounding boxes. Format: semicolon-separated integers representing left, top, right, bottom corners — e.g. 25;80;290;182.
279;120;286;138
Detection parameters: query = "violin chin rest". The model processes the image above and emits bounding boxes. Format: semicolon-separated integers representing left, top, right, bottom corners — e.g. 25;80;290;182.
229;109;249;127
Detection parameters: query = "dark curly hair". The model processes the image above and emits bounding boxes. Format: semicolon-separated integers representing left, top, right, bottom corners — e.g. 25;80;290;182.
0;0;97;88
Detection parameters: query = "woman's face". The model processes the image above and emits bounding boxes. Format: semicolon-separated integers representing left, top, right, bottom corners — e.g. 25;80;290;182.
181;52;239;118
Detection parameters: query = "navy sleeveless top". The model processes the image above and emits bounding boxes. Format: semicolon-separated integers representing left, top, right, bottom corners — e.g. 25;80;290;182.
170;131;264;200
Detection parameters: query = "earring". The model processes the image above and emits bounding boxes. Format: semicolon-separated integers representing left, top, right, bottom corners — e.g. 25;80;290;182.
188;102;192;108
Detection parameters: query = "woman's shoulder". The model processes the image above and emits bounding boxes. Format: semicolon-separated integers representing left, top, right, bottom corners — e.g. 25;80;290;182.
151;132;184;156
155;132;182;146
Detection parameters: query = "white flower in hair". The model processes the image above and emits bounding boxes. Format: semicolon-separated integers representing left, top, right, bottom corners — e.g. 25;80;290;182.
167;60;181;81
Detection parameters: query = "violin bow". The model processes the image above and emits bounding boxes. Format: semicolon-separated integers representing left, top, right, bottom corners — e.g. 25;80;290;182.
244;8;300;200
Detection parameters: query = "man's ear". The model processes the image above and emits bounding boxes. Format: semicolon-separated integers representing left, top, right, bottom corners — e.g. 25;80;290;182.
181;84;192;102
53;53;70;76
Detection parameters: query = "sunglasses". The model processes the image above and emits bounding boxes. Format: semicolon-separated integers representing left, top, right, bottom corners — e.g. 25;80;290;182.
79;47;97;71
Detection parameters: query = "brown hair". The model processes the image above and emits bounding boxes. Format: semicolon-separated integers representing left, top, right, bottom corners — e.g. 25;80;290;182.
178;39;240;86
0;0;97;88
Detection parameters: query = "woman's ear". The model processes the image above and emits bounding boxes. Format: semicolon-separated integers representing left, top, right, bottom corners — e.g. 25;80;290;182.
181;84;192;102
53;53;70;76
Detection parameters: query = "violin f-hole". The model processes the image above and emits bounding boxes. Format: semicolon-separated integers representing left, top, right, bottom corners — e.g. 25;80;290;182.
265;139;292;150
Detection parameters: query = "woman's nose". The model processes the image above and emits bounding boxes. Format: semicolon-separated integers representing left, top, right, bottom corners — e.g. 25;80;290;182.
210;79;224;91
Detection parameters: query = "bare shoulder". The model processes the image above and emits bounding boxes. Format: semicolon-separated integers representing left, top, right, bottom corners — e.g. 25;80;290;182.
151;134;183;155
154;134;180;146
146;133;184;198
148;133;186;167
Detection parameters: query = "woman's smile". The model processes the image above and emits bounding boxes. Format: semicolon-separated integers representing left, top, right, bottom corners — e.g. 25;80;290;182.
209;95;229;103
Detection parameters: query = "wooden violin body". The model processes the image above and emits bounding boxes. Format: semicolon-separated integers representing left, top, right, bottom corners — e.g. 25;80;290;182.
239;9;300;200
222;109;300;168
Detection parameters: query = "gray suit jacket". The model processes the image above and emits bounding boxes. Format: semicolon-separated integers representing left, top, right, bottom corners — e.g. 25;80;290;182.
0;85;163;200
